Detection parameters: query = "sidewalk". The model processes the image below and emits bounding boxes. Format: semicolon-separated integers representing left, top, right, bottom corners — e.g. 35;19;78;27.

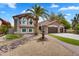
53;33;79;40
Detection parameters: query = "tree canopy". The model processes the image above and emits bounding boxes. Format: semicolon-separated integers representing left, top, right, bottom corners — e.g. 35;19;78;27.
50;13;71;29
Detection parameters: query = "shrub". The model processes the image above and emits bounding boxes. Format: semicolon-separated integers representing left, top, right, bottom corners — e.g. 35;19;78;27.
0;25;8;34
5;34;21;40
76;24;79;30
75;24;79;34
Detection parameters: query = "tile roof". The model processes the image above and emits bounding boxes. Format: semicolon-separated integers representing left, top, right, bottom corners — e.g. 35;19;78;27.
39;19;64;26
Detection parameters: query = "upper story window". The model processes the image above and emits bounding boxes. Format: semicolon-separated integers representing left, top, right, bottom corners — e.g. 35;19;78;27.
21;17;27;25
29;18;33;25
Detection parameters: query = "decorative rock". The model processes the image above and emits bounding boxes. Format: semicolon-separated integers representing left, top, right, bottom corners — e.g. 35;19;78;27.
7;40;24;50
0;35;34;54
9;43;17;49
0;45;8;52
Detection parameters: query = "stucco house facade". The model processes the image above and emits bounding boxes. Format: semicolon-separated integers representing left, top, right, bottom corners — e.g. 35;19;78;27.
13;13;65;34
13;14;35;34
39;20;65;34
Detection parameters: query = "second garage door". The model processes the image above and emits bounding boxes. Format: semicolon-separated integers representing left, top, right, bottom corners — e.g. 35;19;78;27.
48;27;58;33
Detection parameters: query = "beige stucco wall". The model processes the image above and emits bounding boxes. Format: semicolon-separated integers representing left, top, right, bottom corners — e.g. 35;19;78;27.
15;17;34;34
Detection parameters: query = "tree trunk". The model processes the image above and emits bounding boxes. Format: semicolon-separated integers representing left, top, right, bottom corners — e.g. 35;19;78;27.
42;30;45;39
34;18;39;35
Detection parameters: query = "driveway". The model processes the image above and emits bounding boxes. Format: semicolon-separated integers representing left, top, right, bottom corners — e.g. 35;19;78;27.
52;33;79;40
49;33;79;55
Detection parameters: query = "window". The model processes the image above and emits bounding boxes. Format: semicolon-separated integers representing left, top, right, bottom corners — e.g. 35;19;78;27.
19;20;21;24
21;17;27;25
22;17;26;24
29;28;32;32
22;28;26;32
29;19;32;25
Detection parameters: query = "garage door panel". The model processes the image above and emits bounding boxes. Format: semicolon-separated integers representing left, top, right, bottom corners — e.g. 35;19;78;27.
48;27;58;33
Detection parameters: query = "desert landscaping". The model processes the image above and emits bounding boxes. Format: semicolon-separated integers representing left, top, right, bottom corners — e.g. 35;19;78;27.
0;3;79;56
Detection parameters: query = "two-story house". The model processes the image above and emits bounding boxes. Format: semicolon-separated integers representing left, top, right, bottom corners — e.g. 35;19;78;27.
13;13;65;34
13;13;34;34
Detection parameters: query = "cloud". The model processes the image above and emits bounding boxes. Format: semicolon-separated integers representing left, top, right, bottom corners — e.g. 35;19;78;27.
66;14;71;16
21;10;26;13
7;3;16;8
64;14;71;18
59;6;79;11
4;3;16;8
51;4;59;8
21;9;31;13
0;11;5;14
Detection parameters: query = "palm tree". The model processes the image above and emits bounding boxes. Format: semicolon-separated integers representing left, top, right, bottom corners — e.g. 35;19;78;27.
50;13;71;30
72;17;77;30
72;14;79;30
50;13;66;24
26;4;49;35
50;13;60;21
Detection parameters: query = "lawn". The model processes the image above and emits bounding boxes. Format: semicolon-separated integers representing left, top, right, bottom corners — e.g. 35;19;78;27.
5;34;22;40
49;34;79;46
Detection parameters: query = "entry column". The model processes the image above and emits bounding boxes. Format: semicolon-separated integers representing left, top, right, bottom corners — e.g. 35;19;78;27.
58;26;60;33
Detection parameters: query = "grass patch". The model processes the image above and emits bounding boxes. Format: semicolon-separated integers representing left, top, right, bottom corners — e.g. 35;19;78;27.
5;34;21;40
49;34;79;46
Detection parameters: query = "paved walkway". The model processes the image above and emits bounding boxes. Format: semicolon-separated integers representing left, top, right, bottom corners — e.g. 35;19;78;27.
53;33;79;40
0;36;6;41
46;35;79;55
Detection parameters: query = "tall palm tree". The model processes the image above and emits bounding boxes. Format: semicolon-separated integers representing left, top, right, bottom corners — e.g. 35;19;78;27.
50;13;60;21
50;13;71;32
26;4;49;35
72;14;79;30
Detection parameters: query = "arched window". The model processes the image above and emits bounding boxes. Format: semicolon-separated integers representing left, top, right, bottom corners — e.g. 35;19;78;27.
21;17;27;25
29;18;33;25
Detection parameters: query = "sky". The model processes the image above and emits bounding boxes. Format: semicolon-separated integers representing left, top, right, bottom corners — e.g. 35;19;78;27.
0;3;79;26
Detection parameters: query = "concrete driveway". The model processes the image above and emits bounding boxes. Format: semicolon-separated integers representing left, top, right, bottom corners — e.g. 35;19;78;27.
52;33;79;40
48;33;79;55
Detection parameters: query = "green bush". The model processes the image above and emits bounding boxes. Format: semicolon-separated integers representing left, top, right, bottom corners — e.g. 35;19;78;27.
75;24;79;34
5;34;21;40
0;25;8;34
76;24;79;30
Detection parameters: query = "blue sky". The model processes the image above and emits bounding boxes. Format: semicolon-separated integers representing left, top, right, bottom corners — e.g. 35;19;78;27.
0;3;79;26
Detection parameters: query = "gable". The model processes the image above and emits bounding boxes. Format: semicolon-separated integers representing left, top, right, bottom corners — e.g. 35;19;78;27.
48;21;60;26
13;13;34;20
39;20;64;27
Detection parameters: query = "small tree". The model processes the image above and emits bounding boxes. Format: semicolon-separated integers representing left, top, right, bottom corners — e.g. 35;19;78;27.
0;25;8;34
75;24;79;34
0;22;11;34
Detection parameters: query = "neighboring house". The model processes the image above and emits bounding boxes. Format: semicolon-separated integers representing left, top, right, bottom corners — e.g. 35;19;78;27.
0;18;11;34
0;18;7;26
0;18;11;26
13;13;34;34
39;20;65;34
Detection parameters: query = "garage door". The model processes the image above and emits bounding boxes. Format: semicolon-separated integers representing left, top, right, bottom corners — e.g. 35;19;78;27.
48;27;58;33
